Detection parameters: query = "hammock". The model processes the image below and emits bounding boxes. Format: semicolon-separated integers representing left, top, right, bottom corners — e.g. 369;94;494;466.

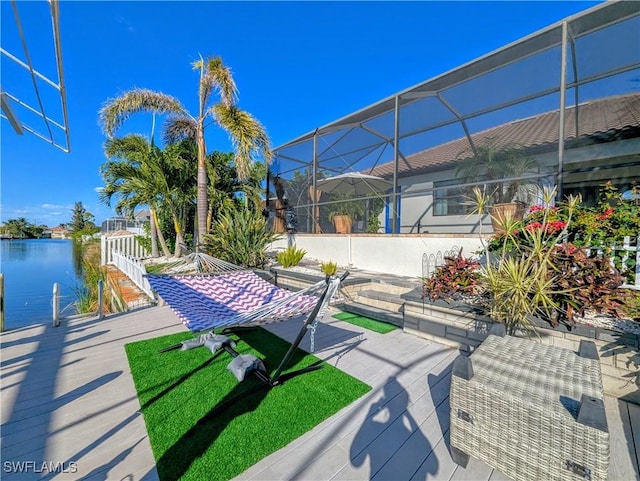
149;264;348;386
146;269;329;332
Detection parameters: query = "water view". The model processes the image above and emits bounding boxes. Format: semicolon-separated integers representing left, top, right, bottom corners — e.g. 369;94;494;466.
1;239;84;330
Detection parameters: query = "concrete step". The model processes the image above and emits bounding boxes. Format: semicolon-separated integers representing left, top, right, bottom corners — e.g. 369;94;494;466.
370;278;419;295
338;301;404;327
354;289;404;313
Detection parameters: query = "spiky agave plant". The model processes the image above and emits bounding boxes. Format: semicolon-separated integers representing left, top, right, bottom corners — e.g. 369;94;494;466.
202;204;280;268
276;245;307;268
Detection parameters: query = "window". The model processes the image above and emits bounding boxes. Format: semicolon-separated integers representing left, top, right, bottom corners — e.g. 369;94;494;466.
433;180;473;216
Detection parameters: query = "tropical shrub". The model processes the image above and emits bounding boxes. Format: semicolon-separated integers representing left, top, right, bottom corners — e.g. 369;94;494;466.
422;249;481;302
320;260;338;277
276;245;307;268
74;240;119;314
202;204;280;268
549;243;628;327
488;182;639;285
474;185;637;333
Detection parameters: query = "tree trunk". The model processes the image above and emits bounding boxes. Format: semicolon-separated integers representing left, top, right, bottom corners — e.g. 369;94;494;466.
152;210;172;257
196;123;208;246
174;230;185;258
273;199;285;233
149;207;159;258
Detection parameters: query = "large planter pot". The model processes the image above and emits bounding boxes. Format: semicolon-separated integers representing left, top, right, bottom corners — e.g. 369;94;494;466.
489;202;526;234
332;215;352;234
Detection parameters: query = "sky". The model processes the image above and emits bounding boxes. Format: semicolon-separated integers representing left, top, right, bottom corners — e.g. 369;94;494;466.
1;0;603;227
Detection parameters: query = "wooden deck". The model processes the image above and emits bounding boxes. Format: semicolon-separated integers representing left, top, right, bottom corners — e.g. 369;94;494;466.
1;305;638;480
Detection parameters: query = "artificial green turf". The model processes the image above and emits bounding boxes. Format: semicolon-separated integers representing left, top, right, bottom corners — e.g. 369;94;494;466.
332;312;398;334
125;328;371;481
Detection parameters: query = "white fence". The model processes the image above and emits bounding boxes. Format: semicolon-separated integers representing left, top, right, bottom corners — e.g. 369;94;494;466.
587;235;640;290
100;233;148;265
110;250;155;299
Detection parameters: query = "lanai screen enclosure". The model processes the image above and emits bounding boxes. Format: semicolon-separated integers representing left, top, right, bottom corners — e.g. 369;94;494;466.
269;1;640;235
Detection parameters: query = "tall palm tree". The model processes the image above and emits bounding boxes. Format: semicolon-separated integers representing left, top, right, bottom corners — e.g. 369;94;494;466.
98;56;273;246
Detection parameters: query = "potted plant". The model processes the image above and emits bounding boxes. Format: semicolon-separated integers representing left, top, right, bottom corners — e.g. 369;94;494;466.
455;137;540;233
327;194;365;234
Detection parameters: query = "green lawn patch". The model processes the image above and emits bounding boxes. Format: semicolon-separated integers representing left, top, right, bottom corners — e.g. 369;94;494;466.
332;312;398;334
125;328;371;481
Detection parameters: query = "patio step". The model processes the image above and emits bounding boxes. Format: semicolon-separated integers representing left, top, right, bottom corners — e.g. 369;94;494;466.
338;301;404;327
370;278;418;296
354;289;405;314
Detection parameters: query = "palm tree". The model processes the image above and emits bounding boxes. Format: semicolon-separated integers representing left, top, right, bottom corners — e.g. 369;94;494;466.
205;151;267;229
3;218;30;238
455;137;540;205
98;56;273;246
101;135;175;257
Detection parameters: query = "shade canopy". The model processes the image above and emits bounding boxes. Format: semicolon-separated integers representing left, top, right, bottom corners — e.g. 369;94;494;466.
316;172;391;196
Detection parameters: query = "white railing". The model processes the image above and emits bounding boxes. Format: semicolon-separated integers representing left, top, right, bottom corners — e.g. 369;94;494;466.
101;233;148;265
110;250;155;299
586;235;640;290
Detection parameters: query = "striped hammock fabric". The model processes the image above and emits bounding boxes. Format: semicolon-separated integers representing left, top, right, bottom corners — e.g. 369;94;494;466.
147;270;324;332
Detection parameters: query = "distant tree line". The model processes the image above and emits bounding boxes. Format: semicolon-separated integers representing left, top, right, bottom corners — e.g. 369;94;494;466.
0;218;50;239
1;202;100;239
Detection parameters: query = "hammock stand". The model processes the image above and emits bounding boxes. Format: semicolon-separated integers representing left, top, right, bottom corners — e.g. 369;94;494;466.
147;262;348;388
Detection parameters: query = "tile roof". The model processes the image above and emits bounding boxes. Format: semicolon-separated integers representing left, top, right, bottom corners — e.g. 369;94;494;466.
368;93;640;178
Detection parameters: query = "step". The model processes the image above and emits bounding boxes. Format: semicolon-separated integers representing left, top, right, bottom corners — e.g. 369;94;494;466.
355;289;404;313
371;278;419;295
337;301;404;327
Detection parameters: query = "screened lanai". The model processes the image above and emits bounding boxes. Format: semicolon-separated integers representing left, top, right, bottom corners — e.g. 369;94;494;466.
270;1;640;236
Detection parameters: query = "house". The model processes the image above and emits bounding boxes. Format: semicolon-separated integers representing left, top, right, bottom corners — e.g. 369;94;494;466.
50;226;71;239
271;1;640;237
101;212;149;235
366;93;640;233
265;1;639;276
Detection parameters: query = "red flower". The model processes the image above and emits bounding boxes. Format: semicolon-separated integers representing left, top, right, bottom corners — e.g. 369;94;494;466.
545;220;567;233
528;205;545;213
526;222;542;231
597;207;615;220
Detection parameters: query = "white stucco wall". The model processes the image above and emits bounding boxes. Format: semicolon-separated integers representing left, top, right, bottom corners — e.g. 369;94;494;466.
270;234;485;278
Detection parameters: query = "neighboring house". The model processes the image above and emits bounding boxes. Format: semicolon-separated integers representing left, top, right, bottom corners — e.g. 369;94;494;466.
101;213;149;235
50;226;71;239
366;93;640;234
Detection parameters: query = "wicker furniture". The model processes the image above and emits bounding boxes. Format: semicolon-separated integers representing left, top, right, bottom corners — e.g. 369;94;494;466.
450;330;609;481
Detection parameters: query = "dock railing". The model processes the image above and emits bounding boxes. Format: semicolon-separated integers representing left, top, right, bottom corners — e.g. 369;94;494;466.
110;250;155;299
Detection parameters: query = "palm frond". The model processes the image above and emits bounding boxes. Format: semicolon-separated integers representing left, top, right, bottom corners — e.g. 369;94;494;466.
211;103;273;179
164;115;197;144
104;134;152;160
99;88;187;137
204;56;238;107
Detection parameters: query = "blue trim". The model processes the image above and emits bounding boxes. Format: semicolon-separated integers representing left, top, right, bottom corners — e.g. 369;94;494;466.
384;190;392;233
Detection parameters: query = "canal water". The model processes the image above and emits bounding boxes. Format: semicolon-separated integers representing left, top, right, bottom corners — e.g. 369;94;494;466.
1;239;84;330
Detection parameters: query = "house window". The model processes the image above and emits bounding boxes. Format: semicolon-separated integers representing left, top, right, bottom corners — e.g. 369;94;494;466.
433;180;473;216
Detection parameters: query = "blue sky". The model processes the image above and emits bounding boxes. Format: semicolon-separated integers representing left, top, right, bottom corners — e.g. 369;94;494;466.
1;0;601;227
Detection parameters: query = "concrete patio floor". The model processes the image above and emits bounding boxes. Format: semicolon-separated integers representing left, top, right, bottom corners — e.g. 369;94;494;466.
1;304;638;480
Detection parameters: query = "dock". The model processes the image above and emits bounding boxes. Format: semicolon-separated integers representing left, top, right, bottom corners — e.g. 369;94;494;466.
1;305;638;480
